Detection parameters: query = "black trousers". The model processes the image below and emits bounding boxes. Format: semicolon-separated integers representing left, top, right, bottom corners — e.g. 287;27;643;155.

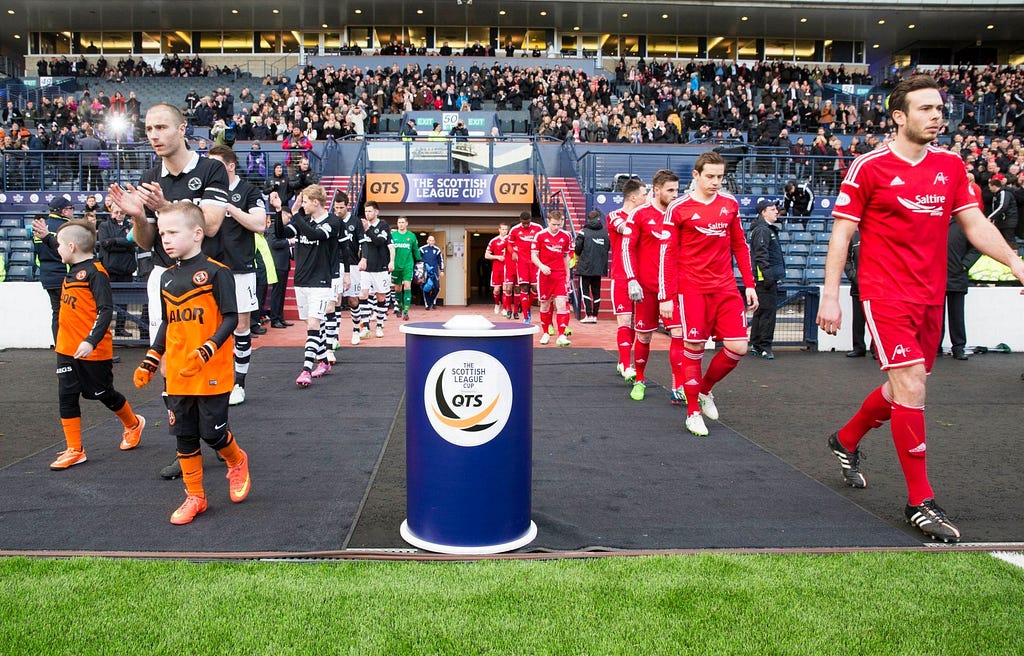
750;282;779;350
850;293;867;353
269;268;289;322
579;275;602;317
943;291;967;354
47;286;61;343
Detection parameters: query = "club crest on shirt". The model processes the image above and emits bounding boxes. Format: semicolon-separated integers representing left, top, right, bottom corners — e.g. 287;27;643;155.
188;177;203;191
192;270;209;285
75;269;88;281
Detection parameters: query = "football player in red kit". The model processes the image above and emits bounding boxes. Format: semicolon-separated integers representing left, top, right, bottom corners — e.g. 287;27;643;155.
621;169;681;401
665;151;757;437
606;178;647;383
485;223;509;315
817;75;1024;543
531;210;574;346
507;211;544;323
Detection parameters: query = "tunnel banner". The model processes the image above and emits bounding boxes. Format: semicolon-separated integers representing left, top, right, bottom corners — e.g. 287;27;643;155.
365;174;533;203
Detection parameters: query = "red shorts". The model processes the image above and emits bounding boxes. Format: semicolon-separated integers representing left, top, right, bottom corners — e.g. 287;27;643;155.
610;278;634;316
678;290;748;342
634;294;681;333
538;272;568;302
490;263;505;287
515;258;537;287
863;299;942;372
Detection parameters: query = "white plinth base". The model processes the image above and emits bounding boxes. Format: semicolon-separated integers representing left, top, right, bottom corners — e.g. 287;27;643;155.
400;520;538;555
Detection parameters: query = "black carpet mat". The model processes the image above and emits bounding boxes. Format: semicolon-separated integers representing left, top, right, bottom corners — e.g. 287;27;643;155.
0;348;400;553
5;345;1021;554
348;349;917;551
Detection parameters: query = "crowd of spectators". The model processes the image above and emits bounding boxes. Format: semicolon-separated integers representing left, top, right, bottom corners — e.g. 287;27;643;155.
4;58;1024;202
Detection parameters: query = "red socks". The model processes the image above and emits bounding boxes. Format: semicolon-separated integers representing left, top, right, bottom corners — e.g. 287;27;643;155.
633;340;651;382
669;337;685;390
701;348;742;394
682;346;704;415
616;325;634;368
890;402;933;505
837;385;893;451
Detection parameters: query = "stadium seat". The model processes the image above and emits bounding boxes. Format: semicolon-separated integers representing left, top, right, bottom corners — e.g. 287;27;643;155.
792;231;814;244
5;265;35;281
804;268;826;285
10;239;34;252
784;269;804;284
814;231;832;244
806;220;827;232
8;251;35;267
784;255;807;268
810;243;830;255
777;231;791;243
807;255;827;269
0;239;10;256
0;218;21;230
785;243;809;256
7;228;32;241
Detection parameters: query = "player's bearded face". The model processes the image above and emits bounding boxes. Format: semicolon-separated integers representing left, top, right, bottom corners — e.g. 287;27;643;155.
897;89;945;145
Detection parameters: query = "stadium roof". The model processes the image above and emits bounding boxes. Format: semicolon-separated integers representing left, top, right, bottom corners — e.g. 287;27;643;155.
2;0;1022;65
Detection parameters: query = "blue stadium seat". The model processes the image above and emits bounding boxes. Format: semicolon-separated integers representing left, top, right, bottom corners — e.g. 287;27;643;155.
808;255;828;269
10;239;34;252
814;231;832;244
5;265;35;281
0;218;21;230
7;228;32;241
804;268;826;285
785;243;809;256
810;243;830;255
784;255;807;268
792;231;814;244
0;239;9;256
777;231;791;243
806;220;827;232
784;269;804;284
8;251;35;267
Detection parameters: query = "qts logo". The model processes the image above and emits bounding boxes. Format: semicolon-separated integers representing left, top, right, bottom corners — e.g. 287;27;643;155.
424;350;513;447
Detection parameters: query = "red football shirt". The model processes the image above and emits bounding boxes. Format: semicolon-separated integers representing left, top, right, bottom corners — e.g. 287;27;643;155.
606;207;631;281
486;235;508;260
666;191;754;294
508;222;544;264
532;228;573;272
832;144;979;305
621;201;676;300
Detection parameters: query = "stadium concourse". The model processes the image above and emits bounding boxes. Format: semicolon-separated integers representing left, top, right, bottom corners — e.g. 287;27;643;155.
1;303;1023;559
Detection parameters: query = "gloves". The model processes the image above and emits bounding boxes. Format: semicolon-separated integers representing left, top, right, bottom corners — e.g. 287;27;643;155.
134;349;161;388
180;340;217;378
627;279;644;302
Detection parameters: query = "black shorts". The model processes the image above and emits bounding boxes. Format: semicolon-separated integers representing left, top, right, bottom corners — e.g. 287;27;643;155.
57;353;114;398
166;393;230;440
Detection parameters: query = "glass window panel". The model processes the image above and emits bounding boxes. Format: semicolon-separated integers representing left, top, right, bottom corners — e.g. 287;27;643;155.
737;38;758;59
466;26;488;50
648;36;677;58
561;34;578;56
79;33;101;54
707;36;733;60
407;27;428;50
100;32;132;54
37;32;73;55
619;35;640;56
256;31;279;53
375;26;405;49
282;31;300;54
599;34;617;57
500;29;526;52
525;30;547;52
347;27;371;50
223;31;252;54
580;33;600;52
794;39;816;62
435;26;465;50
764;39;794;61
302;32;320;52
139;31;161;54
163;32;192;54
678;37;700;57
196;32;222;53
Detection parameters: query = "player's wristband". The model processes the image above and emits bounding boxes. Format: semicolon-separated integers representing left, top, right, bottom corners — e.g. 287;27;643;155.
196;340;216;363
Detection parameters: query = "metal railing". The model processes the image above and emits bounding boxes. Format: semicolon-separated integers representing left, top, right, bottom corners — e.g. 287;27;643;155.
0;146;323;193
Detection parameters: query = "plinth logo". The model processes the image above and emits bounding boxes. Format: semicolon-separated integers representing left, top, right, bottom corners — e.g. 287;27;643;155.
424;350;513;447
